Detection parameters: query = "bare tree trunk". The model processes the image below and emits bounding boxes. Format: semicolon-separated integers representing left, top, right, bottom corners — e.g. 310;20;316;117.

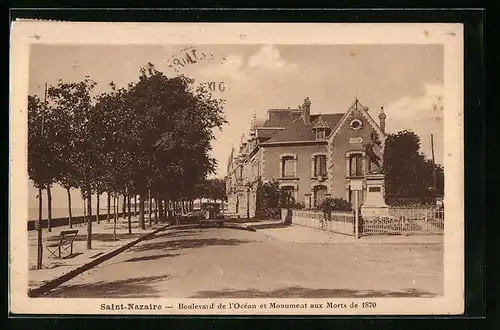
113;193;117;241
107;191;111;222
127;193;132;234
83;197;87;224
86;188;92;250
134;195;137;217
154;197;158;224
47;185;52;232
37;187;43;269
96;190;100;224
66;187;73;229
148;191;152;227
139;194;146;230
158;199;165;222
122;192;126;219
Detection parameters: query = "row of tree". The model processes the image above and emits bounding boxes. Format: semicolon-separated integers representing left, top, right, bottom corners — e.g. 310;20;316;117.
28;63;227;250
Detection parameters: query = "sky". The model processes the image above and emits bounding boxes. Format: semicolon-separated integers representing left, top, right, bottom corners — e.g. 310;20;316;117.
28;43;444;209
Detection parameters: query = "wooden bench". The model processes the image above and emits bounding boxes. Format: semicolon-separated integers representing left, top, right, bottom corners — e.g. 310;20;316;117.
46;229;79;259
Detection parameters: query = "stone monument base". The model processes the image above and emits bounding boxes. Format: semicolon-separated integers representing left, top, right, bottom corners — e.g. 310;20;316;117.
360;173;389;218
360;205;389;218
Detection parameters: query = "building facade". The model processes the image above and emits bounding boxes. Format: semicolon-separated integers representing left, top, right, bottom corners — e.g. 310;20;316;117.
226;97;387;218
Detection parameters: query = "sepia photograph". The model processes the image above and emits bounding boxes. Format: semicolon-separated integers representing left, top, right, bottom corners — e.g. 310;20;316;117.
10;21;464;315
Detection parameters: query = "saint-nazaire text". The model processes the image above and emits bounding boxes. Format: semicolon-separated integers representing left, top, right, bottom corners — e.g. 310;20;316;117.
100;303;162;311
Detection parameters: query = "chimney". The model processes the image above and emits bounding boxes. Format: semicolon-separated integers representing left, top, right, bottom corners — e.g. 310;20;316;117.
379;106;387;133
303;97;311;124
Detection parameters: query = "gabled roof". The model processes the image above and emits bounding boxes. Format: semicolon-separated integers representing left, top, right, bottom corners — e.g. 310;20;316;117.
319;114;344;129
261;113;343;145
312;116;329;129
327;99;385;143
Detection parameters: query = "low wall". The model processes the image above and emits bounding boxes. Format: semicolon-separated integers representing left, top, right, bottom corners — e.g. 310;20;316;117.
281;209;355;236
28;212;136;231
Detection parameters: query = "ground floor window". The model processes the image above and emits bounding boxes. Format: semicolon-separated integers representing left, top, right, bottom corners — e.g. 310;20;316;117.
281;186;295;206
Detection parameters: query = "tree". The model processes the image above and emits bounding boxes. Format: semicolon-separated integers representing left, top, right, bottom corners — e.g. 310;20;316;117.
28;95;47;268
255;179;282;219
47;77;98;248
200;178;227;202
28;92;62;233
383;130;444;204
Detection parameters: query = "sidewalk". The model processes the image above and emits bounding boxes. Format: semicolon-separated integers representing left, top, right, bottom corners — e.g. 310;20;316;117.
28;215;166;290
259;224;444;245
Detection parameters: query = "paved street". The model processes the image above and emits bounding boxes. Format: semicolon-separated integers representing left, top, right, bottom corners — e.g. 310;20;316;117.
46;226;443;298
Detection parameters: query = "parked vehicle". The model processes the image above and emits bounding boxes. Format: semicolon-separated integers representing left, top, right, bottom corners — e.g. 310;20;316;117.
199;202;224;227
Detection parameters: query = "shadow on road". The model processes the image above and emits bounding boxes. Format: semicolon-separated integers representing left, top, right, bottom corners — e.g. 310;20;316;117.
153;230;199;240
132;238;252;253
190;286;438;298
45;274;173;298
124;253;181;263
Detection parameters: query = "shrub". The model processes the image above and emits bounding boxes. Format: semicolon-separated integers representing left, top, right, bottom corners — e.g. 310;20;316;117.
318;197;352;212
290;202;304;209
317;198;352;220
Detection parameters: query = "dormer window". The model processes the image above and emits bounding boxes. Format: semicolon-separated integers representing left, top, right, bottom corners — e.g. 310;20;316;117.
312;116;329;140
316;129;326;140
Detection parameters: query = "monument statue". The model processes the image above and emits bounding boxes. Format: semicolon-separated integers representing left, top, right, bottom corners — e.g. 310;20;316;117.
365;131;383;174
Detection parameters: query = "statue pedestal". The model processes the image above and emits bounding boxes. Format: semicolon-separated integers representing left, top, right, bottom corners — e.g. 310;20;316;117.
361;174;389;217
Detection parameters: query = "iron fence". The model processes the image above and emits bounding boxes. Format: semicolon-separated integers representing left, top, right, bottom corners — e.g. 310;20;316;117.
360;207;444;236
283;209;355;236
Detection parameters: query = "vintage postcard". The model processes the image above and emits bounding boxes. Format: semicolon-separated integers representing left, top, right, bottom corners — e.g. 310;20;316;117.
9;21;464;315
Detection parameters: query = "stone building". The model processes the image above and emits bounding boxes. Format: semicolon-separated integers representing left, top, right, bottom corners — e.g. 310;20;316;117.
225;97;387;218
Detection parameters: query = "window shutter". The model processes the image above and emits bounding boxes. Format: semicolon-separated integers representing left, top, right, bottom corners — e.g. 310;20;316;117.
317;156;321;176
321;155;327;176
294;155;298;177
311;156;315;178
346;156;350;177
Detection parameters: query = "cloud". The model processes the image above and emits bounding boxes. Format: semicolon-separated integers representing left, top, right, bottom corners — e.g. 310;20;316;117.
197;54;245;81
247;45;298;72
384;83;444;165
198;45;297;82
384;83;444;121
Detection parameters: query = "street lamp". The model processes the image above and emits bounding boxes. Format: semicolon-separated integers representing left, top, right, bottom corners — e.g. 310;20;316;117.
350;179;363;239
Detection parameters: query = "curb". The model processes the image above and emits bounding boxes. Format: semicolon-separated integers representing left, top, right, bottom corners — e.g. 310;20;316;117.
247;222;289;230
223;224;257;232
28;224;170;298
167;221;259;232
